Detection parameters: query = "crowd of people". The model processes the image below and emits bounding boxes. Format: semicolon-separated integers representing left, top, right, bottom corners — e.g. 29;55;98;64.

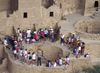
2;27;70;67
18;27;56;44
60;33;90;58
2;27;90;68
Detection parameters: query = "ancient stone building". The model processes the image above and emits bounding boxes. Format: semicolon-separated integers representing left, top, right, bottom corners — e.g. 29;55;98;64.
0;0;99;35
0;0;100;73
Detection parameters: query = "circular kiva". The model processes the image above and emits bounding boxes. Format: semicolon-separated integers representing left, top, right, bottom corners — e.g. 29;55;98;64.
26;44;70;62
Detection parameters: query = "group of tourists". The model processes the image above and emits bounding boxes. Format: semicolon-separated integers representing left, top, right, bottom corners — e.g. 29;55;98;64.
46;56;69;67
60;33;90;58
18;27;56;44
2;27;70;67
14;48;44;66
2;27;90;68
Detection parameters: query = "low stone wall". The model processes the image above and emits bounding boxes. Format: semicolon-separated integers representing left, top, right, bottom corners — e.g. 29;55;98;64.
2;43;100;73
74;20;100;33
0;58;7;70
74;20;100;40
3;47;65;73
3;46;91;73
0;45;4;59
75;30;100;40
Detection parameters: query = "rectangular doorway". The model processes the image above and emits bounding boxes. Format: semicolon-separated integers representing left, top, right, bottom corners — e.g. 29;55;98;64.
94;1;99;7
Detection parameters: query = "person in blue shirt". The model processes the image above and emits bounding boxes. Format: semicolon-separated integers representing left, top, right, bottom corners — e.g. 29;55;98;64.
46;60;51;67
73;46;76;55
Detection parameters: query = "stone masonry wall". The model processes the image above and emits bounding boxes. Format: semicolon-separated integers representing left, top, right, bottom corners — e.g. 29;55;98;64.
0;0;10;10
56;0;82;16
84;0;100;16
0;45;4;59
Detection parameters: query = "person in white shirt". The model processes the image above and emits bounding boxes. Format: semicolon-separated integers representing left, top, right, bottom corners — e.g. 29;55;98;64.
48;27;52;40
17;28;20;36
4;38;8;46
23;49;27;64
26;38;30;44
28;52;32;65
78;46;81;51
84;53;90;58
3;38;10;49
58;58;62;66
32;38;36;43
19;48;23;62
71;33;75;42
26;28;31;38
68;37;72;44
64;56;69;65
44;28;48;40
19;31;22;41
52;60;57;67
14;49;17;62
78;46;81;58
32;52;36;66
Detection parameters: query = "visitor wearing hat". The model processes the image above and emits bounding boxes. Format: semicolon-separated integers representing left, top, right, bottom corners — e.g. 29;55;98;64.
33;31;37;40
37;50;44;66
26;28;31;38
72;33;75;42
84;53;90;58
50;29;54;42
40;29;44;41
3;38;10;49
44;28;48;40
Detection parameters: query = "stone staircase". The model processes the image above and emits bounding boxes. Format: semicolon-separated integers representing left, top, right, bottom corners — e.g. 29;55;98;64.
90;9;100;19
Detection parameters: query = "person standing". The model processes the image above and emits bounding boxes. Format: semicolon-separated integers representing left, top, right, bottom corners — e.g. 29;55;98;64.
28;52;32;65
37;51;43;66
14;49;17;62
32;52;36;66
23;49;27;64
3;38;10;49
44;28;48;40
61;34;65;45
40;29;44;41
26;28;31;38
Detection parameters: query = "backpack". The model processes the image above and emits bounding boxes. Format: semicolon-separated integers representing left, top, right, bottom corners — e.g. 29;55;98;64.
29;56;32;59
84;54;87;57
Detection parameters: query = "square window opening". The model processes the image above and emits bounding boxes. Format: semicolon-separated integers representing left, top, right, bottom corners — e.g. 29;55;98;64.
50;12;53;17
24;13;27;18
